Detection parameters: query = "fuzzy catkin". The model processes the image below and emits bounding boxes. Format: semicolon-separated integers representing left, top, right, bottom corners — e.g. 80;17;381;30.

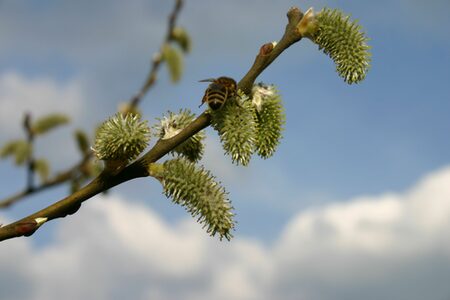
252;84;285;159
210;93;256;166
314;8;371;84
94;113;150;161
154;109;205;162
159;158;234;240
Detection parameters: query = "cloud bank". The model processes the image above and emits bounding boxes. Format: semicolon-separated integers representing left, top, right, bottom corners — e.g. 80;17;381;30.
2;166;450;300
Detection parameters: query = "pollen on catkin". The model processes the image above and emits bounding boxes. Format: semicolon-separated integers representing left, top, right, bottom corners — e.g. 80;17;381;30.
210;92;256;166
153;158;234;241
251;83;285;159
154;109;205;162
93;113;150;162
312;8;371;84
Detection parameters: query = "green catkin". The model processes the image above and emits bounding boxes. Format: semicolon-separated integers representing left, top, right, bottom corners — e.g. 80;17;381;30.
313;8;371;84
251;84;285;158
154;109;205;162
93;113;150;161
210;92;256;166
155;158;235;241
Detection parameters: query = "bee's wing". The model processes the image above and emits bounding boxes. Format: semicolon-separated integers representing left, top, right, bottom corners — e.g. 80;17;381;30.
199;78;216;83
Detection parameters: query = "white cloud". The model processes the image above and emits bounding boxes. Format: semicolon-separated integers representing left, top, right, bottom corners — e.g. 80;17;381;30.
0;71;84;138
271;166;450;300
2;166;450;300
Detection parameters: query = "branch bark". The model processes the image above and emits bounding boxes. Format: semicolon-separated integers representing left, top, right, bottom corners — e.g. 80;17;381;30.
0;6;305;242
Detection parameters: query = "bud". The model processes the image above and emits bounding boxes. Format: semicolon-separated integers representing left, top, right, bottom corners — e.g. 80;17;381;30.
259;42;274;56
162;44;183;83
296;7;318;38
15;217;47;236
171;27;192;53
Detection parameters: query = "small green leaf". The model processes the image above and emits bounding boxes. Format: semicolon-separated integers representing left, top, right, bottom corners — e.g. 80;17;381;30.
34;159;50;182
171;27;192;53
74;130;90;155
32;114;70;135
162;44;183;83
0;140;31;165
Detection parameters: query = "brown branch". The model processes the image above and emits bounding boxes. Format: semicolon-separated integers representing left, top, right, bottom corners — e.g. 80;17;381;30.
0;0;185;208
0;5;305;242
23;112;35;191
0;153;91;208
238;7;304;94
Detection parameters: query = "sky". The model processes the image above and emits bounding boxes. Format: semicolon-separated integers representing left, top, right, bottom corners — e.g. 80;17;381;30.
0;0;450;299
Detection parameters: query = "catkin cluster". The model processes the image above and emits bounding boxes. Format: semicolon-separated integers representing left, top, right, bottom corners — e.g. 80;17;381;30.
211;85;285;165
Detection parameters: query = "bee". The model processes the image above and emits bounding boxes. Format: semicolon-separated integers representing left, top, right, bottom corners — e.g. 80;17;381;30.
199;76;237;110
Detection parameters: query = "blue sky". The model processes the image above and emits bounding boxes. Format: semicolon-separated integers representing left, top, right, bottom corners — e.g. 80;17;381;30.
1;1;450;299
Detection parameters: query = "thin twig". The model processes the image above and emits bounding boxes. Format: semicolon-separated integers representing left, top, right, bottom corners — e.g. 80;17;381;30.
0;6;306;242
23;112;35;191
0;153;91;208
130;0;183;107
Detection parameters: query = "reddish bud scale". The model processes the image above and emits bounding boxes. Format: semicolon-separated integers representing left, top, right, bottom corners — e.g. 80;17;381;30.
15;221;38;236
259;42;274;56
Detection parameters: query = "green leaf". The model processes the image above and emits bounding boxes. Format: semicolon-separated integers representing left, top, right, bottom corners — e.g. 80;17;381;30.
34;159;50;182
0;140;31;165
162;44;183;83
32;114;70;135
74;129;90;155
151;158;235;241
171;27;192;53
